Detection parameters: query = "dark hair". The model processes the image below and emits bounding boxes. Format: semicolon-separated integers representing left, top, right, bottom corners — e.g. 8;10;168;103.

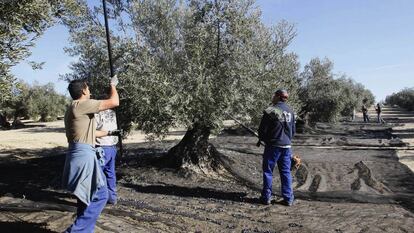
68;79;87;100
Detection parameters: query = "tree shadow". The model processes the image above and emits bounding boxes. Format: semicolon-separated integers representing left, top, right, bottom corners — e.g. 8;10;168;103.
0;124;47;131
393;134;414;139
120;141;189;169
122;181;414;213
119;147;170;169
393;128;414;133
384;118;414;123
122;183;260;204
21;127;65;133
391;128;414;139
0;221;57;233
383;114;414;117
0;148;74;206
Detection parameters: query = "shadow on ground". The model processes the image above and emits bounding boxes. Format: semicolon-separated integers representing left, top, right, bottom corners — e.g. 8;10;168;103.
21;127;65;133
123;183;256;203
0;221;56;233
0;124;47;131
0;147;73;206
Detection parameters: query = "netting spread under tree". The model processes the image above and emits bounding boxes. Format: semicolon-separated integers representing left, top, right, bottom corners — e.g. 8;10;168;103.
63;0;302;173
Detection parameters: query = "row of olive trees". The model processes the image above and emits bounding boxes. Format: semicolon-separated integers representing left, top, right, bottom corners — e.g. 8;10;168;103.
1;0;376;170
61;0;376;171
299;57;374;123
385;88;414;111
1;81;68;125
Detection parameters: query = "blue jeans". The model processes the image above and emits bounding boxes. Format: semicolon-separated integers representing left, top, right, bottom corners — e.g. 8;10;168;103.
261;146;294;203
101;146;117;203
65;185;108;233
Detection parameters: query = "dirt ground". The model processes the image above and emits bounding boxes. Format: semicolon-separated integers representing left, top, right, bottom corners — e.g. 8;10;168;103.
0;106;414;233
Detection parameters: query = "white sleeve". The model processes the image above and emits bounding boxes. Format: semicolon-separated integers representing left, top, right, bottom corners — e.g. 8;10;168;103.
95;112;103;130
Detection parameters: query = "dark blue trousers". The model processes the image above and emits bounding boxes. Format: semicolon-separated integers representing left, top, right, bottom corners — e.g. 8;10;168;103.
65;185;108;233
261;146;294;203
101;146;118;203
363;113;370;122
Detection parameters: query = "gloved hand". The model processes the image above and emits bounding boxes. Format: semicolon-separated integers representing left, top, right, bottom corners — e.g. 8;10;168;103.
108;129;123;136
110;74;118;87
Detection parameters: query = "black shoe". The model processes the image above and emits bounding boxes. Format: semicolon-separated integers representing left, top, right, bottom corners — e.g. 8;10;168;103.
259;197;271;205
276;199;293;206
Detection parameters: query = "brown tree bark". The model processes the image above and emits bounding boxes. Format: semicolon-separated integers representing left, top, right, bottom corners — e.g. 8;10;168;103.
0;113;10;128
165;122;222;173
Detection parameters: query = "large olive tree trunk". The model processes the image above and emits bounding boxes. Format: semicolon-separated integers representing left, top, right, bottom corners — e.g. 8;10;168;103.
0;113;10;128
166;122;222;173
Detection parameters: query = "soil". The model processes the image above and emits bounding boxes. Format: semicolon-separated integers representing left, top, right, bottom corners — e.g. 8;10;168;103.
0;106;413;233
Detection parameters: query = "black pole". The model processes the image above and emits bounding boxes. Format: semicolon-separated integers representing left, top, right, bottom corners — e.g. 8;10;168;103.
227;113;300;170
225;113;264;146
102;0;123;157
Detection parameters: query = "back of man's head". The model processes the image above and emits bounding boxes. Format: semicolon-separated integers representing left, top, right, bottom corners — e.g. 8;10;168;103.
68;79;87;100
275;89;289;102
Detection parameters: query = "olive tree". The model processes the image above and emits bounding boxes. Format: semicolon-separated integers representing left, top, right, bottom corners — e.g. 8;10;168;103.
386;88;414;111
299;57;374;123
2;81;68;122
337;76;374;118
299;58;344;122
0;0;80;122
27;83;68;121
63;0;302;173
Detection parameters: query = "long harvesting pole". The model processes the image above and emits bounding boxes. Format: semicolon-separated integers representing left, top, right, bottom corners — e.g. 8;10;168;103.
102;0;123;157
225;113;264;147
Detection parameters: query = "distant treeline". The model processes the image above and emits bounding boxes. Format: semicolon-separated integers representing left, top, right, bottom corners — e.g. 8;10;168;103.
386;88;414;111
0;82;68;126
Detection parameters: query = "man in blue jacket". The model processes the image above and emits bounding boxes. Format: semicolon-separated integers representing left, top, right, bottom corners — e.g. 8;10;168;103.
258;89;295;206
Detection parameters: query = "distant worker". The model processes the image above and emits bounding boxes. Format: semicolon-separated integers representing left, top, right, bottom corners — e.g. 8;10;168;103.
375;103;385;124
95;88;122;205
352;108;356;122
258;89;295;206
362;104;369;123
62;76;119;233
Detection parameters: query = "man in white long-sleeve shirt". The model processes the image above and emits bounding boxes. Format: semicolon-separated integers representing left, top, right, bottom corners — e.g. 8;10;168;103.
95;108;119;204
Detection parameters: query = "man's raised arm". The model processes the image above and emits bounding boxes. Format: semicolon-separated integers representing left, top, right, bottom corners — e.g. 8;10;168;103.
99;77;119;111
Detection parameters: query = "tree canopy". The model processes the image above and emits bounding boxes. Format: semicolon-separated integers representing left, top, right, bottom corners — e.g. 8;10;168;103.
0;0;80;109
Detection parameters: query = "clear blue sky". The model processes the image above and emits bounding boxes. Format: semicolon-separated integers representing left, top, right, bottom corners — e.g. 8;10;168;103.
12;0;414;101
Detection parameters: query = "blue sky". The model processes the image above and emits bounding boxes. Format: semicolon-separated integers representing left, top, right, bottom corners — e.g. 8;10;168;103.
12;0;414;101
